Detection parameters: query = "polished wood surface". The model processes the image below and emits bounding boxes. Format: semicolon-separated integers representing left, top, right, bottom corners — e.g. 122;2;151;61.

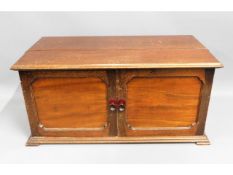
20;70;112;137
118;69;211;136
30;35;205;50
11;36;223;70
33;78;107;128
127;77;201;128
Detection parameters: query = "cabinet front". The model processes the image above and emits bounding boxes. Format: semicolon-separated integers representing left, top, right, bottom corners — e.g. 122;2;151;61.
20;69;213;139
20;71;116;137
119;69;207;136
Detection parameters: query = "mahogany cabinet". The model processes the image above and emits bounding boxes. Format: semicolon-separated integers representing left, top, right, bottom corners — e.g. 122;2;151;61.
11;36;223;145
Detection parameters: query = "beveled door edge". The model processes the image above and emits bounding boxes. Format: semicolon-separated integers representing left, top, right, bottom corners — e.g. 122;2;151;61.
127;122;198;131
37;123;109;132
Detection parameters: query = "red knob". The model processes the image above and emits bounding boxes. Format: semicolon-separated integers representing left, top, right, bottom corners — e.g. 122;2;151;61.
118;99;126;112
109;99;117;111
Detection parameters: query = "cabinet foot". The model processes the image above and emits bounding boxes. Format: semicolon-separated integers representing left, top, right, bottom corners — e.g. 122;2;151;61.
195;135;210;145
26;137;40;146
26;143;40;146
196;141;210;145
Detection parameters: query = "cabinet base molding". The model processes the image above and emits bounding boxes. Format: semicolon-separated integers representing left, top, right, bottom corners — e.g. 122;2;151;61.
26;135;210;146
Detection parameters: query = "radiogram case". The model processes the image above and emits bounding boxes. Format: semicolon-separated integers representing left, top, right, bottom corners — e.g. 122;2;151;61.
11;36;223;145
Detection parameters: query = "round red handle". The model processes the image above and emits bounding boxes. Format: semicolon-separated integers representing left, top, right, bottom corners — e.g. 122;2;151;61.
109;99;118;111
118;99;126;112
109;99;126;112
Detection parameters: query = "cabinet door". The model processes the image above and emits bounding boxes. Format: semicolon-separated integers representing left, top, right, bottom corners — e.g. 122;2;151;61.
118;69;212;136
20;70;117;137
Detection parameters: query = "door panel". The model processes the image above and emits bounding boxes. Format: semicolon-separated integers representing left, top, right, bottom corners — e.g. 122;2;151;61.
119;69;204;136
33;77;107;128
28;71;114;137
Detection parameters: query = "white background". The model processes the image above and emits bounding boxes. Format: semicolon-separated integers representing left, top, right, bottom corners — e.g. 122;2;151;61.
0;12;232;163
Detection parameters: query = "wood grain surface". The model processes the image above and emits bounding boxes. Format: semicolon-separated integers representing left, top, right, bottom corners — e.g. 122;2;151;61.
118;69;207;136
20;70;112;137
29;35;206;50
11;36;223;70
127;77;201;129
33;77;107;128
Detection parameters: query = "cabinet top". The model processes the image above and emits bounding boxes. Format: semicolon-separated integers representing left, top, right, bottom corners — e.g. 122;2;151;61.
11;35;223;70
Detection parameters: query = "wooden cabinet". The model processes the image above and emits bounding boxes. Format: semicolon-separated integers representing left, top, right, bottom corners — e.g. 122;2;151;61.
11;36;223;145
